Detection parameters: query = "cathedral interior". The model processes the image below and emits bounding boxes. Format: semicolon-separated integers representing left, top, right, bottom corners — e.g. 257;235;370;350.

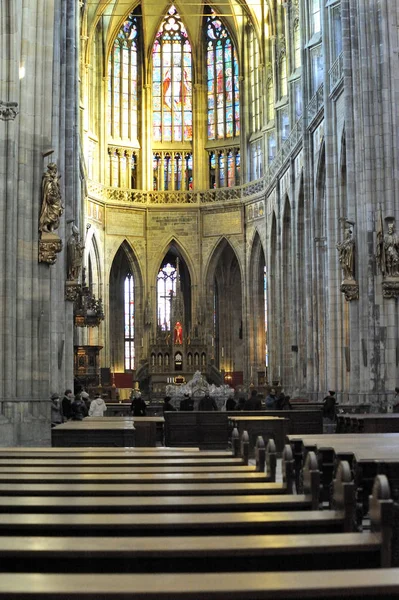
0;0;398;444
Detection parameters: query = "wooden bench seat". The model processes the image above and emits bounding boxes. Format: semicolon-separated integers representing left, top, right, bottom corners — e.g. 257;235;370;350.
0;457;248;467
0;569;398;600
0;471;272;484
0;464;258;474
0;509;348;537
0;481;290;496
0;532;385;574
0;493;316;514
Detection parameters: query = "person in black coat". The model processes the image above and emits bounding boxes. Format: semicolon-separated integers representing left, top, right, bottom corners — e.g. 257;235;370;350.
163;396;177;412
71;393;88;421
198;392;218;411
62;389;73;421
226;395;237;411
180;393;194;411
131;394;147;416
243;389;262;410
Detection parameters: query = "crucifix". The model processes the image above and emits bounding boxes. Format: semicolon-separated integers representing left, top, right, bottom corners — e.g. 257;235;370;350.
159;289;174;330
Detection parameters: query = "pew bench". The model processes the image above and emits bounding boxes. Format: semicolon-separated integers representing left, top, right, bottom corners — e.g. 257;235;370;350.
1;569;399;600
0;531;387;574
0;509;351;537
0;493;317;514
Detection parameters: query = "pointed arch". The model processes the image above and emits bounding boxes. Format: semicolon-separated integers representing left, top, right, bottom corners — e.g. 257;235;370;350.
108;241;144;372
268;210;279;382
249;231;268;382
154;239;193;333
86;231;102;297
282;195;293;385
205;237;243;377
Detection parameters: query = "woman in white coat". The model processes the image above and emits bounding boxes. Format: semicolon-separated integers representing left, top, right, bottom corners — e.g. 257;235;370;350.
89;393;107;417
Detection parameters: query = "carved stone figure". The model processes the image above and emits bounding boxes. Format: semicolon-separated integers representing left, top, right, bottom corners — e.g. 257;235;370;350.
174;321;183;344
337;226;355;280
67;225;84;281
384;220;399;277
39;163;64;234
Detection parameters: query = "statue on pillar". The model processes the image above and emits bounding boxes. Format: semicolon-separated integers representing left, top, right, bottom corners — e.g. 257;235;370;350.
337;219;358;301
38;162;63;265
67;224;85;281
39;163;64;234
376;212;399;298
336;222;355;280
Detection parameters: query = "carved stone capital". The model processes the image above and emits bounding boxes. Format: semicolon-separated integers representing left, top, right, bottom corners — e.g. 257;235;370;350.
65;281;81;302
382;278;399;299
38;232;63;265
0;101;19;121
340;280;359;302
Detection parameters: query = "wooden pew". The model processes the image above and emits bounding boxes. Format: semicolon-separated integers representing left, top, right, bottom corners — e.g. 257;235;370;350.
0;492;317;514
0;531;387;574
0;457;355;538
0;469;391;574
1;569;399;600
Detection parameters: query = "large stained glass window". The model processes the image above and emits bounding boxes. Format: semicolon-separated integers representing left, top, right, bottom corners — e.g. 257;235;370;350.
152;6;192;143
249;27;261;134
124;274;135;370
108;10;139;141
157;263;177;331
206;9;240;140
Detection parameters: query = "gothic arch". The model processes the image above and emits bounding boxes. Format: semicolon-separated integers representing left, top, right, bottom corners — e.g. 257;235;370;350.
249;231;267;382
154;238;193;333
281;196;293;386
205;237;244;377
108;240;144;372
151;237;196;291
205;236;243;288
86;231;102;297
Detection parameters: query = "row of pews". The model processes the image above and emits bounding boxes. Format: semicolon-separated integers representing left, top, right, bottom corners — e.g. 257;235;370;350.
0;431;399;597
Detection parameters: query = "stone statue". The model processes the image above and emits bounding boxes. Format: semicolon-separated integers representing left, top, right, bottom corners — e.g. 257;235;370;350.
67;224;84;281
39;163;64;234
384;220;399;277
337;225;355;280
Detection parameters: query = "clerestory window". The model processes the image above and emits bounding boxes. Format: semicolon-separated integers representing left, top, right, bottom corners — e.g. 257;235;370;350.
152;6;193;143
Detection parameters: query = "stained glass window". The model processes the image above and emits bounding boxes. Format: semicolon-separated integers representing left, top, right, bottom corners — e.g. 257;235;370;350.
124;274;135;370
152;6;192;143
206;9;240;140
108;10;139;140
157;263;177;331
249;27;261;134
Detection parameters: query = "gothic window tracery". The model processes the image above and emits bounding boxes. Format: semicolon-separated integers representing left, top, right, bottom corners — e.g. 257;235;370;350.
157;263;177;331
206;8;240;140
152;6;193;143
124;273;135;370
108;10;140;141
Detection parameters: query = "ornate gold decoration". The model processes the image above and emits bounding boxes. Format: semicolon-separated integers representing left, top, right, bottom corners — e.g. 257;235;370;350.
340;282;359;302
38;232;63;265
